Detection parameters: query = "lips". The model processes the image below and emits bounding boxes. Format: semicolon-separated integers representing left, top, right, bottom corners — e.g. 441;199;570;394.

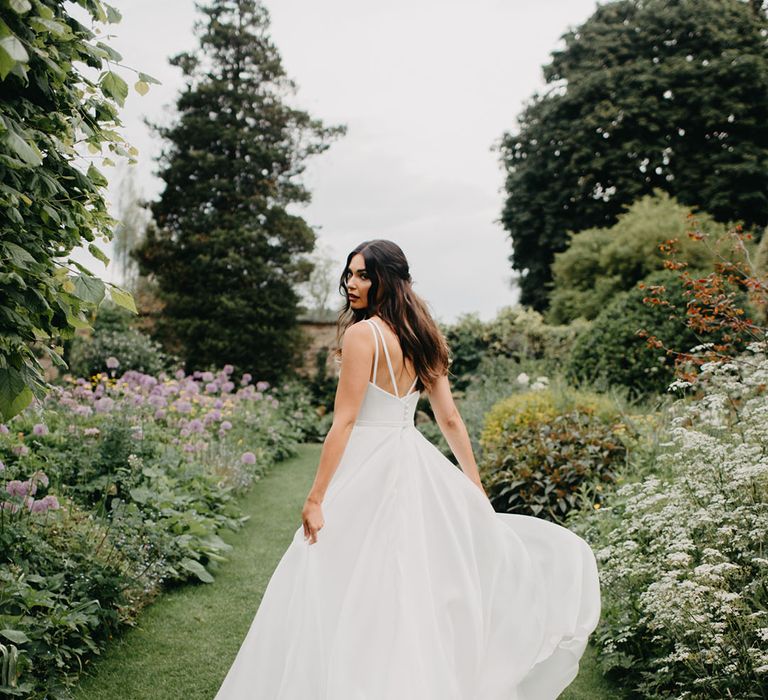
349;294;359;301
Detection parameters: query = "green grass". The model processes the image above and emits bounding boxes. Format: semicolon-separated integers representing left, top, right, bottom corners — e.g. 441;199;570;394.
74;441;620;699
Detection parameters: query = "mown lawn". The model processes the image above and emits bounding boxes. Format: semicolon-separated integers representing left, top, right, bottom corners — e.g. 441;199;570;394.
74;441;622;699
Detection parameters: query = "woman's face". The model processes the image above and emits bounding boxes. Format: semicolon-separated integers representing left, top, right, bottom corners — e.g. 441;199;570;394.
344;253;372;309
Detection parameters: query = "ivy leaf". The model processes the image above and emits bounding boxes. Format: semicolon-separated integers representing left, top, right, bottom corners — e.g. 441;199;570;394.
86;162;108;187
99;70;128;106
2;241;36;269
104;3;122;24
73;273;105;304
109;285;137;314
88;242;110;266
4;129;42;166
138;71;161;85
0;367;33;421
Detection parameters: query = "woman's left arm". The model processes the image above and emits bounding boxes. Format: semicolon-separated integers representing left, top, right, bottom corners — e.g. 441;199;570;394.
302;322;373;543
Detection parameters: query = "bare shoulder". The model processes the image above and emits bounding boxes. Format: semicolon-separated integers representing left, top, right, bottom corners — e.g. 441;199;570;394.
342;321;374;348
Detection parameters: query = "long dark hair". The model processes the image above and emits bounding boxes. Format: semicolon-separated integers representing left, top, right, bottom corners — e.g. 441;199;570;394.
332;239;450;392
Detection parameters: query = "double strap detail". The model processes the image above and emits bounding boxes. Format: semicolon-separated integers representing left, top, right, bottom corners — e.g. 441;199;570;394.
364;319;418;398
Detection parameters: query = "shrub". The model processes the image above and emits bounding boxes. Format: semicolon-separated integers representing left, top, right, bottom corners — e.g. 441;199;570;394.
67;327;178;379
442;306;587;391
547;190;728;324
566;269;707;397
479;386;628;523
568;340;768;698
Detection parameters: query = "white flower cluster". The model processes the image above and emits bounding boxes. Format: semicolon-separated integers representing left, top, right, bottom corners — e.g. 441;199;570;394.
581;341;768;697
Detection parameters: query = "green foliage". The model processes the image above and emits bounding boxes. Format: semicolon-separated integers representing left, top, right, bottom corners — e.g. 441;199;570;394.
497;0;768;310
0;0;153;421
442;305;586;392
68;327;178;379
479;386;628;523
0;366;307;697
134;0;346;381
568;342;768;698
566;269;707;397
547;190;728;324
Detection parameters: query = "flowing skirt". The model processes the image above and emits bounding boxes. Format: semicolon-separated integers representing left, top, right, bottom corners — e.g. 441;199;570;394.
214;423;601;700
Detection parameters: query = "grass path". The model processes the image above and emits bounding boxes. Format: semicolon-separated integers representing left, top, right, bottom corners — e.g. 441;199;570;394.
74;442;618;699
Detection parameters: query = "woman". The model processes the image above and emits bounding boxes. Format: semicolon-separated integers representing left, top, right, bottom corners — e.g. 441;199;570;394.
214;239;601;700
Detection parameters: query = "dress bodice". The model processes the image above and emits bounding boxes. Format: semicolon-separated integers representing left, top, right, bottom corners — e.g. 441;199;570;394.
353;319;420;427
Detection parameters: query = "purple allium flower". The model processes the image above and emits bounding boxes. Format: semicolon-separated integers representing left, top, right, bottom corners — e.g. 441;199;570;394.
31;470;49;488
240;373;252;386
256;381;270;392
205;382;219;394
42;494;60;510
94;397;114;413
223;364;234;375
1;500;19;514
183;443;196;452
154;408;167;420
30;498;49;514
213;399;224;409
32;423;48;436
188;418;204;433
220;420;232;431
241;451;256;465
173;399;192;414
175;369;186;380
106;356;120;369
83;427;100;437
221;381;235;394
6;480;29;497
11;445;29;457
0;424;9;434
200;371;213;382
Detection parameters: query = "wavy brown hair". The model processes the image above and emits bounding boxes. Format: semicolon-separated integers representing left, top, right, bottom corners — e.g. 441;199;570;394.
332;239;450;392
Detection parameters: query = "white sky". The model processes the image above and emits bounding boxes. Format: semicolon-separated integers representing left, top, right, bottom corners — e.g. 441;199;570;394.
73;0;602;325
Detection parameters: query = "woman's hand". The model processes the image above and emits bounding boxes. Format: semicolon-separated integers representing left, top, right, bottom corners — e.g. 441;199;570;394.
302;496;324;545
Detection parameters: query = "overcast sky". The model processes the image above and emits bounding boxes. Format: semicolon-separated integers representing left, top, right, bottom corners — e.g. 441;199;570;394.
75;0;602;325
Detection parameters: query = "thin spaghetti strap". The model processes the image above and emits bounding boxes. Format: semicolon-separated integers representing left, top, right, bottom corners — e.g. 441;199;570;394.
364;319;379;384
368;319;399;398
406;374;418;394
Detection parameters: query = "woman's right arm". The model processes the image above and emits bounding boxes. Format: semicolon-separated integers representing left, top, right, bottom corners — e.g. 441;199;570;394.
427;374;489;499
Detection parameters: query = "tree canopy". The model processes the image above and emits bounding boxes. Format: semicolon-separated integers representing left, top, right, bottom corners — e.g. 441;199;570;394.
134;0;345;380
497;0;768;310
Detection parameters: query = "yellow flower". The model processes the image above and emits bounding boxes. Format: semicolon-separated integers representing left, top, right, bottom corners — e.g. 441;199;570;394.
594;503;601;509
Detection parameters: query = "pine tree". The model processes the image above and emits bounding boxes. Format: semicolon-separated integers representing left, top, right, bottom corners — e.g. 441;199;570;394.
134;0;345;380
497;0;768;311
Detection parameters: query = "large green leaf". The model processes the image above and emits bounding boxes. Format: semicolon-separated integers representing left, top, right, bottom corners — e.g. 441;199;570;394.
2;241;36;269
99;70;128;107
0;629;29;645
4;129;42;166
0;367;33;421
179;558;215;584
109;285;137;314
73;273;105;304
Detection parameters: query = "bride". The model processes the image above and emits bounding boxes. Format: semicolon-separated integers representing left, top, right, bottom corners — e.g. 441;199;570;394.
214;239;601;699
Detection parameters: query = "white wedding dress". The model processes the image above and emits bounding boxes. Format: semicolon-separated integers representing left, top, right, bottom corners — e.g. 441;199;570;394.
214;318;601;700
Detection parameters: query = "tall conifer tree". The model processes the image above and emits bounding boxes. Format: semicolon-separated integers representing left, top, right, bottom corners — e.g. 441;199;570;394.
135;0;345;379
